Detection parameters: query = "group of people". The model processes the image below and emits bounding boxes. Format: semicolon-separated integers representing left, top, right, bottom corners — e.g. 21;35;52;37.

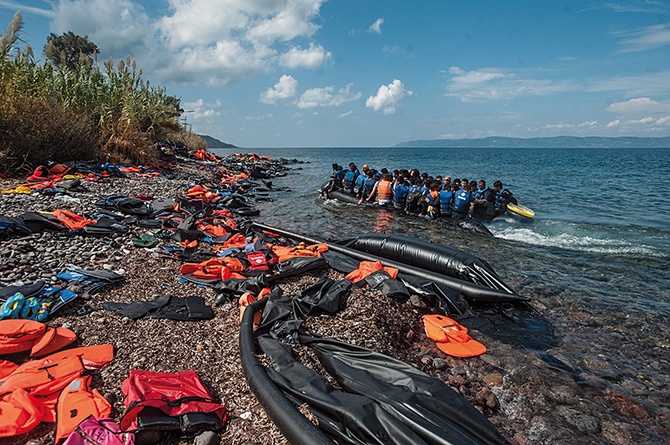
322;162;518;221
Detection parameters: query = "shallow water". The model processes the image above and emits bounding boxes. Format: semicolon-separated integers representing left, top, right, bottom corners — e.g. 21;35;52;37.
213;146;670;443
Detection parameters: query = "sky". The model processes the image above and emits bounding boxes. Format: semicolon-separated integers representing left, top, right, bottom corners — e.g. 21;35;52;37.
2;0;670;147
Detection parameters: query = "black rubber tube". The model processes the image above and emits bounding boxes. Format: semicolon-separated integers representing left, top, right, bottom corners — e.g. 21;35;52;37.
239;298;334;445
251;222;528;303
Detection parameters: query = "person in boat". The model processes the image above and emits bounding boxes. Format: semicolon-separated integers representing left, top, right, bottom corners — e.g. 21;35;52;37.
418;181;441;218
357;169;377;204
439;182;456;218
353;168;366;196
472;179;496;221
334;165;346;187
367;173;393;206
342;163;358;193
393;176;409;211
442;175;452;190
404;177;424;214
452;182;475;220
321;174;337;199
493;180;518;217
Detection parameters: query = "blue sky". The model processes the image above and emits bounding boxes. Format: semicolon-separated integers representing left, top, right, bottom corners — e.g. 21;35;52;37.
2;1;670;147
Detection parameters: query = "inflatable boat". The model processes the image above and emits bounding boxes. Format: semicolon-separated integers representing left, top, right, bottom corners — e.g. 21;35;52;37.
320;189;494;236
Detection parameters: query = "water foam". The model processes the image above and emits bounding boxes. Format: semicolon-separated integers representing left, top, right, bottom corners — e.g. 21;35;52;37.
490;226;660;257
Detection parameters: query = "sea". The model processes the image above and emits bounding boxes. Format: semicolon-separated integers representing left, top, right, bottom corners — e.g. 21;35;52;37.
213;146;669;444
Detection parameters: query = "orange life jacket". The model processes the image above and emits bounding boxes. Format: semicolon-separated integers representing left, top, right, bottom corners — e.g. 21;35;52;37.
53;209;96;230
0;388;45;438
55;375;112;442
376;180;393;201
269;243;328;262
0;319;76;357
0;319;47;355
345;261;399;283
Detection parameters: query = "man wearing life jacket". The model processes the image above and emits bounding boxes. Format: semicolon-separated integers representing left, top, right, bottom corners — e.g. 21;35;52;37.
353;171;366;196
472;179;496;221
493;180;518;217
404;177;424;214
418;182;441;218
368;173;393;206
357;170;378;204
342;163;358;194
392;176;409;211
452;182;475;220
439;183;457;218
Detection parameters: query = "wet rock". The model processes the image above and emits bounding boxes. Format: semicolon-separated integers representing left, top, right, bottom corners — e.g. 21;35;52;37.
451;366;466;376
483;372;503;387
432;357;448;370
408;294;427;309
420;355;433;366
606;389;649;420
479;353;501;368
194;431;220;445
601;421;637;445
556;405;600;433
448;374;466;386
547;385;577;404
475;387;498;409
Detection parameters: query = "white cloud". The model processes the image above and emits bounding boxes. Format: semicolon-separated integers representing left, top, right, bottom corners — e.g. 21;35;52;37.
446;66;573;102
297;83;362;108
0;1;54;17
339;110;353;118
614;23;670;53
606;97;670;114
245;0;325;44
48;0;329;86
279;43;331;68
368;18;383;34
260;75;298;104
366;79;412;115
53;0;154;56
182;98;222;120
535;112;670;135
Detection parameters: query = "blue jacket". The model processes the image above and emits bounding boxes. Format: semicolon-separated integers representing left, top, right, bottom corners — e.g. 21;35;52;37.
438;190;454;215
353;174;366;194
452;190;473;214
393;184;409;209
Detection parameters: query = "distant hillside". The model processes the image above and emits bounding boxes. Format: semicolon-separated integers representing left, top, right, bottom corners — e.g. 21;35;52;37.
199;134;238;149
396;136;670;149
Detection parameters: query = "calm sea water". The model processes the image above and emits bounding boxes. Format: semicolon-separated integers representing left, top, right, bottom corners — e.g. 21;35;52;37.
213;146;670;443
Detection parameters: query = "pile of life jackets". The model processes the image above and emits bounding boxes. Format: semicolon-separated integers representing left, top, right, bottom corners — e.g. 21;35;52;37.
0;319;227;442
0;319;114;440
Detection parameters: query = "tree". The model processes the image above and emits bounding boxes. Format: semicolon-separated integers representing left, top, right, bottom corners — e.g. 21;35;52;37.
44;31;99;70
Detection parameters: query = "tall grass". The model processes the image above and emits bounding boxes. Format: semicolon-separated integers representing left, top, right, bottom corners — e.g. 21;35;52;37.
0;11;198;177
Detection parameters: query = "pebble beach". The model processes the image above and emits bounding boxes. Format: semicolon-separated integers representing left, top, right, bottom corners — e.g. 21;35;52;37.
1;152;666;445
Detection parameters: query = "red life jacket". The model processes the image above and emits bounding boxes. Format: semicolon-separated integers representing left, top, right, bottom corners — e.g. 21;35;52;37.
120;370;226;433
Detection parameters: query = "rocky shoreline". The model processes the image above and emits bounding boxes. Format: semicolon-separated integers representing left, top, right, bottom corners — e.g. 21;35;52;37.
1;157;519;445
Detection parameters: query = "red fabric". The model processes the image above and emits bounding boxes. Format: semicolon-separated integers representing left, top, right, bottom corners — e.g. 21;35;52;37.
120;370;226;432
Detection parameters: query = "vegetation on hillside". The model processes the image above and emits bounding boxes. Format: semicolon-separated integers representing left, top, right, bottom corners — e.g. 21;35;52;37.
0;11;204;177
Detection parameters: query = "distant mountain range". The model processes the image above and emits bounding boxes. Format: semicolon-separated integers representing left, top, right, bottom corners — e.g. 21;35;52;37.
395;136;670;149
199;134;237;148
